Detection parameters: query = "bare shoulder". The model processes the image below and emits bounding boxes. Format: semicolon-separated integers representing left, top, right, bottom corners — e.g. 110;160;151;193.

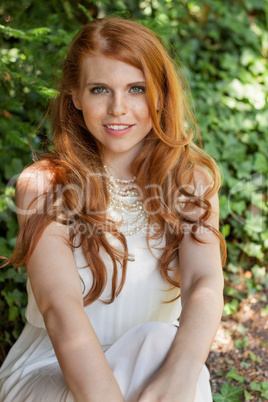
16;160;55;194
16;160;56;226
192;165;214;197
182;164;219;230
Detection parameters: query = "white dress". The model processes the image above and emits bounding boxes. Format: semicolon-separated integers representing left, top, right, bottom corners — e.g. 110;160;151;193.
0;226;212;402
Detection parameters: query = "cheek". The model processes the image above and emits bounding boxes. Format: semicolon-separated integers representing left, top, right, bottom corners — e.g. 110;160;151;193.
141;106;153;126
82;102;102;124
133;99;151;119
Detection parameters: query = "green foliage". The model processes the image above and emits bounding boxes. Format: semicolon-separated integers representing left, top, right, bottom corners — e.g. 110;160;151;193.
214;368;268;401
213;383;244;402
250;381;268;400
223;299;239;316
226;369;245;384
0;2;267;398
234;337;249;349
0;267;27;359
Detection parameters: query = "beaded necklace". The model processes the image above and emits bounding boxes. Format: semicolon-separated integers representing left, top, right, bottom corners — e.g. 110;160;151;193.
104;165;148;236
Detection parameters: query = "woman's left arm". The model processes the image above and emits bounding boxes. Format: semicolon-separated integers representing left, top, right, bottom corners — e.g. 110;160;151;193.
139;170;224;402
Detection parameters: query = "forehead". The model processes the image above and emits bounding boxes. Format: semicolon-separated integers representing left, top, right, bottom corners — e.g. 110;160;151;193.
79;54;145;84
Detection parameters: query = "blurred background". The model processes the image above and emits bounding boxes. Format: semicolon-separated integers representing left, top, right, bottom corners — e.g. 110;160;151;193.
0;1;267;400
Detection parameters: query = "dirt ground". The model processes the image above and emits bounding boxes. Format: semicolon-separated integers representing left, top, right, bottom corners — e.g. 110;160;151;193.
206;290;268;401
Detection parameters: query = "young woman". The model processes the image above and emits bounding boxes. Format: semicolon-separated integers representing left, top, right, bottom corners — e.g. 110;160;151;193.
0;17;225;402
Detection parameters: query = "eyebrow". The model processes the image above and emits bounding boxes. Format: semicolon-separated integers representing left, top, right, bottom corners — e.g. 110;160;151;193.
85;81;146;87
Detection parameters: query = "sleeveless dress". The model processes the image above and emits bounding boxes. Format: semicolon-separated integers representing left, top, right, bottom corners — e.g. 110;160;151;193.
0;223;212;401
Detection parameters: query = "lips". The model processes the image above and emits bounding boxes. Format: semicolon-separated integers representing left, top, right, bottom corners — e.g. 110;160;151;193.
103;123;135;136
105;124;134;130
106;124;131;130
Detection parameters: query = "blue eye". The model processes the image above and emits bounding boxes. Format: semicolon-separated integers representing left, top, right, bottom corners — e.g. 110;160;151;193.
90;87;108;94
130;86;145;93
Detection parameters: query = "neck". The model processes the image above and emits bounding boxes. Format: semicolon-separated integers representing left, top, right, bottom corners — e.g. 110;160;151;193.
104;153;135;181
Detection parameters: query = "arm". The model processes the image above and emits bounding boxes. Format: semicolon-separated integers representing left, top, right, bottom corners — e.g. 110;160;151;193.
139;169;224;402
16;165;124;402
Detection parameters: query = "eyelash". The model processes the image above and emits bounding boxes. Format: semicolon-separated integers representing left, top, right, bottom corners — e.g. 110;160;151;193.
130;86;146;93
90;86;146;94
90;87;107;94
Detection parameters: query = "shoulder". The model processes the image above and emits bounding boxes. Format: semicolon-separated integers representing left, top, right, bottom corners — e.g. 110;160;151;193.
16;160;55;194
193;165;219;212
16;160;56;226
192;165;215;197
181;164;220;229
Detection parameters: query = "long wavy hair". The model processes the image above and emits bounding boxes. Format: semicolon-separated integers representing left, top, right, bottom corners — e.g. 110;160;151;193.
6;17;226;304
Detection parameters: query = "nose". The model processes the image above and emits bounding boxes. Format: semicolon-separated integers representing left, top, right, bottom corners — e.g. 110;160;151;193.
108;92;127;116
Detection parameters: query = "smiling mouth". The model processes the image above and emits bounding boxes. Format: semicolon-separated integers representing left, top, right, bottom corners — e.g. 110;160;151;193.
105;124;134;130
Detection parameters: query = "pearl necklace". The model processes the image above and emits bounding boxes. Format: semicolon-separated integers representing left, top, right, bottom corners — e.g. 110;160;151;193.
104;165;148;236
104;165;136;184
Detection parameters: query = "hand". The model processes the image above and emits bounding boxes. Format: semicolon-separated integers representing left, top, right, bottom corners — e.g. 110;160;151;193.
137;363;197;402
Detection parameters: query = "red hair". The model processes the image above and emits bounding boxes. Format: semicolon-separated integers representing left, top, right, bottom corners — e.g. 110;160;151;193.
5;17;226;304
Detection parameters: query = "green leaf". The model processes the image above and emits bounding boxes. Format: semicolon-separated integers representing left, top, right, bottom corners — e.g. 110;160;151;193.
223;299;239;316
213;383;244;401
77;4;94;21
248;351;261;363
0;24;28;39
226;369;245;383
35;86;58;98
234;337;249;349
224;287;244;301
230;200;246;216
237;325;249;335
8;305;19;321
262;382;268;390
27;27;51;36
244;389;252;400
261;305;268;315
4;158;24;180
221;224;230;238
254;152;268;173
250;381;261;391
240;48;256;66
251;266;266;281
219;195;230;219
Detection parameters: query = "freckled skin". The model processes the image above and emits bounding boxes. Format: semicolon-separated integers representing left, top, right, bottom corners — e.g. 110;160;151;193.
72;55;153;165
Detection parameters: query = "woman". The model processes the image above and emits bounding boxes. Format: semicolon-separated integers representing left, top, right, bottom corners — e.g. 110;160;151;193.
0;17;225;402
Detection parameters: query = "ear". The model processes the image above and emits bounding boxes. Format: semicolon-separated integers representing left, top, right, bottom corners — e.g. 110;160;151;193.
71;89;82;110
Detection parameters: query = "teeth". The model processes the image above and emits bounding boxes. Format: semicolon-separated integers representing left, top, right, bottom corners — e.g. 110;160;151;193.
106;125;130;130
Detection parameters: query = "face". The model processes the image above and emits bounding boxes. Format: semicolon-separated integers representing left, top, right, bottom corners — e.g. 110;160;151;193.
72;54;153;167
